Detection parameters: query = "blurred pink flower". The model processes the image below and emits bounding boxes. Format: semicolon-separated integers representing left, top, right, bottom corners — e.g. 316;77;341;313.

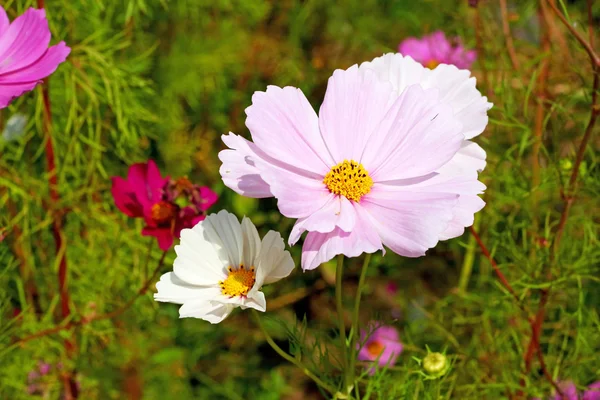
533;380;600;400
399;31;476;70
220;54;490;270
0;7;70;108
112;160;217;250
357;324;403;373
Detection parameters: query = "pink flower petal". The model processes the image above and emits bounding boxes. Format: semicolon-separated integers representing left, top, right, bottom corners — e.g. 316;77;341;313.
427;31;452;62
246;85;333;175
438;195;485;240
0;8;70;108
584;381;600;400
359;53;492;140
219;133;273;198
363;84;464;182
289;195;356;245
319;65;396;163
221;134;330;220
0;42;70;83
0;81;37;108
0;8;51;74
398;38;433;64
0;7;10;36
361;188;458;257
301;205;382;271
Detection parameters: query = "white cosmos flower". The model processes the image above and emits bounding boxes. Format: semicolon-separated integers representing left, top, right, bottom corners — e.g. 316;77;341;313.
154;210;295;324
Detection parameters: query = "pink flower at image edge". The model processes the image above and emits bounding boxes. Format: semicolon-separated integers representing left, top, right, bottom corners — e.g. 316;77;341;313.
0;6;71;108
399;31;476;70
111;160;218;250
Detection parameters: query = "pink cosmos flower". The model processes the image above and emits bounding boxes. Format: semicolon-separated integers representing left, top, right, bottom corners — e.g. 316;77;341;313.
219;53;491;270
399;31;476;70
357;324;403;373
533;380;600;400
0;7;70;108
111;160;218;250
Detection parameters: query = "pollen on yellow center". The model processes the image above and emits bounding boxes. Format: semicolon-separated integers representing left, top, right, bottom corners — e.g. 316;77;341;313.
323;160;373;202
426;59;440;69
219;265;256;297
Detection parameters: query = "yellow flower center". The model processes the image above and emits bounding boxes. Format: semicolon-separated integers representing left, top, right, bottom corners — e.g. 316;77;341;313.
323;160;373;202
219;265;256;297
366;340;385;358
426;59;440;69
151;201;177;225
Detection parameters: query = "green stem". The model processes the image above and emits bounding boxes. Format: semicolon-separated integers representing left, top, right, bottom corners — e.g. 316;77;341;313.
250;310;336;396
458;215;480;293
335;254;350;395
349;253;371;399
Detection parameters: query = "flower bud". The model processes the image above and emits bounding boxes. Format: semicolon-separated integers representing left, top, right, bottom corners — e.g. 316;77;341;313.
422;352;449;378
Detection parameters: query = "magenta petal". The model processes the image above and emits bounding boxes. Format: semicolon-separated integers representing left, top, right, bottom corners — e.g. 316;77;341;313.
0;42;70;83
0;7;9;36
0;9;51;75
0;81;38;108
584;382;600;400
398;37;433;64
196;187;218;211
427;31;452;62
111;176;144;217
145;160;169;203
142;226;173;251
127;161;166;209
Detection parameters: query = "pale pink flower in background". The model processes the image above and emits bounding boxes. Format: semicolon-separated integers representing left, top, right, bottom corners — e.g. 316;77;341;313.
399;31;476;70
357;323;403;373
220;53;491;270
0;6;71;108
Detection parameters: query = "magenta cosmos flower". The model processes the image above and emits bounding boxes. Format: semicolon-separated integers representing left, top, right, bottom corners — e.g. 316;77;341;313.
534;380;600;400
0;7;70;108
357;324;403;372
219;53;491;270
399;31;476;70
112;160;218;250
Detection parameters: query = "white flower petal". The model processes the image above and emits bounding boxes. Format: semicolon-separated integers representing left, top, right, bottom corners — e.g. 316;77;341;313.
173;228;228;285
154;272;217;304
256;231;295;286
241;216;260;268
198;210;244;267
240;291;267;312
179;298;235;323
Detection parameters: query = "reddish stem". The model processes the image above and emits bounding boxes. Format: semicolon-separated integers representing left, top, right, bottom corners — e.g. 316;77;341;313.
37;1;75;397
499;0;520;70
469;227;522;306
520;4;599;397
